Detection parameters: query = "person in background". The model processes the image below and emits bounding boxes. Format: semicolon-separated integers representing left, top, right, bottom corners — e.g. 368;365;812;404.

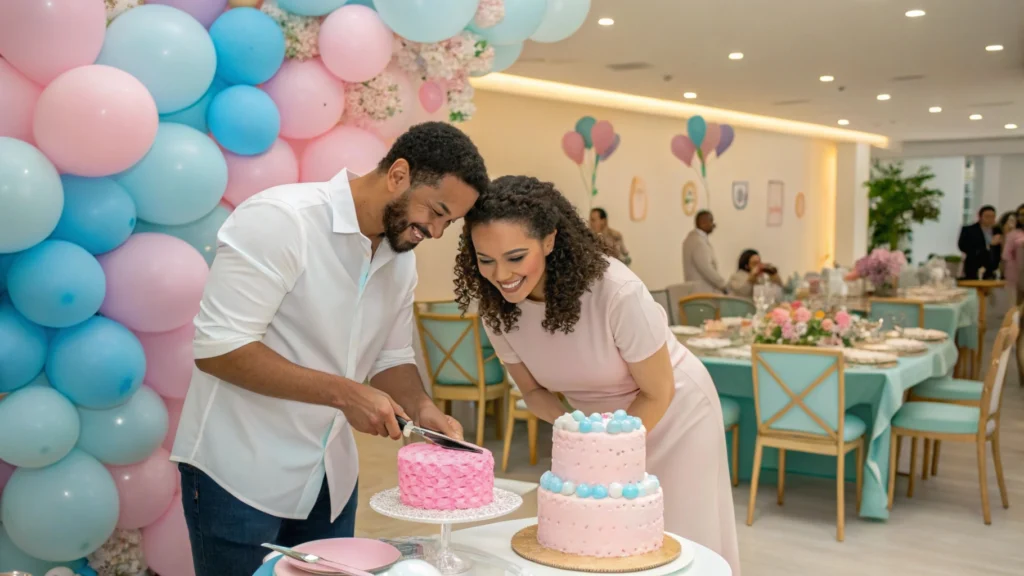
1002;209;1024;305
727;249;782;298
958;205;1001;279
682;210;728;293
589;207;631;266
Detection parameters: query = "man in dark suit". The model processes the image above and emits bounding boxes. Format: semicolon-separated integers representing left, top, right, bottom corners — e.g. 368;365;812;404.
958;205;1002;279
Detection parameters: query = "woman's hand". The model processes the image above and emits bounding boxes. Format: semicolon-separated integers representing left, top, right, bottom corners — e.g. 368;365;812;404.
625;344;675;431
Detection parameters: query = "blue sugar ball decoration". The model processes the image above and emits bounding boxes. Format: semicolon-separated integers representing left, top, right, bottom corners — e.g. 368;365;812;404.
648;475;660;489
575;483;591;498
591;421;605;433
623;483;639;500
613;409;628;420
621;419;635;433
631;416;644;430
571;410;585;422
578;419;592;433
589;413;602;422
607;420;622;434
591;484;608;499
540;471;552;489
549;476;564;494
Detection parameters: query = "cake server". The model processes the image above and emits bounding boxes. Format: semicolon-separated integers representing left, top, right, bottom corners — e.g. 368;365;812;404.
395;415;483;453
261;543;375;576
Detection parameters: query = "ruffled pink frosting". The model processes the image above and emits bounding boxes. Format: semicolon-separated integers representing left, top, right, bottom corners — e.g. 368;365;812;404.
398;443;494;510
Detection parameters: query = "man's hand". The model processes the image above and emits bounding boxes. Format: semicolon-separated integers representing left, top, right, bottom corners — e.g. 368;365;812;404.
337;382;409;440
412;399;465;441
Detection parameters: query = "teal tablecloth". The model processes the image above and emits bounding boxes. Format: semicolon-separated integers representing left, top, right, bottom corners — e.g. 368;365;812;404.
702;339;958;521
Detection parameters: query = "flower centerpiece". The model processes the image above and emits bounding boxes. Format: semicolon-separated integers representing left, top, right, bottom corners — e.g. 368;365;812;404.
754;302;857;347
852;248;906;297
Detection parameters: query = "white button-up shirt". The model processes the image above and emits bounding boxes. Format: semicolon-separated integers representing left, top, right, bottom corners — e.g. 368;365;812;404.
171;170;418;521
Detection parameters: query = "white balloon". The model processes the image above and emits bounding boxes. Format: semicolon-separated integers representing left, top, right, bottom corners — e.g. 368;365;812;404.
387;559;442;576
46;568;76;576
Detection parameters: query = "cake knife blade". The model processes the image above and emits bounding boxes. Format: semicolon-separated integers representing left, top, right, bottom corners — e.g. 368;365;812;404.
395;415;483;453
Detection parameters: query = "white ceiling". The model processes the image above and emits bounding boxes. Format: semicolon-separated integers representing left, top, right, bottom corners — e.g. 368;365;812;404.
511;0;1024;144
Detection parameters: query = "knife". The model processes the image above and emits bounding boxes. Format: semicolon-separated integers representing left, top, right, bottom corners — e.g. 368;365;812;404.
396;415;483;453
261;543;375;576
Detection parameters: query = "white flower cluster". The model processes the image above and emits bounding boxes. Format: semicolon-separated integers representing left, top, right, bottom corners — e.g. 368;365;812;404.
87;529;147;576
260;0;321;61
104;0;144;25
474;0;505;29
392;31;494;123
344;70;405;127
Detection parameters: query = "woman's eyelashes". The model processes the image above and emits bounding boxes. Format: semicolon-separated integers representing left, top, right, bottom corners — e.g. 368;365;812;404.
476;254;525;266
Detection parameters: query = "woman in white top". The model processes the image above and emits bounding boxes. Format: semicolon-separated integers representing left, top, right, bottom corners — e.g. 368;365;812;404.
727;249;781;298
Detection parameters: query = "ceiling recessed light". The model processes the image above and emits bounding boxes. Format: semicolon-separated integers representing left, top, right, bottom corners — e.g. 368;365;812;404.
597;17;614;26
969;114;983;120
929;106;942;113
683;92;697;99
986;44;1004;52
819;75;835;82
1006;123;1018;130
837;119;850;126
728;52;744;60
877;94;891;101
905;9;926;18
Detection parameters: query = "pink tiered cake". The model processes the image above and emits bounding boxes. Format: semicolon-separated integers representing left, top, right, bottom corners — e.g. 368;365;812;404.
537;410;664;558
397;443;494;510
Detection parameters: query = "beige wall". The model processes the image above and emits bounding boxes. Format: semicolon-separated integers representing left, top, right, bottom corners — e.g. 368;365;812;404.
413;90;839;300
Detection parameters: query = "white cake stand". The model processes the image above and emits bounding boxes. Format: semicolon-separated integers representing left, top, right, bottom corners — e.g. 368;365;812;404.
369;487;523;576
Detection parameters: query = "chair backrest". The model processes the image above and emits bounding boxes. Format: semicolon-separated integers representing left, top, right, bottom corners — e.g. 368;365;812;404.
649;289;672;324
677;294;755;326
414;301;501;387
719;296;757;318
665;282;698;324
980;325;1019;426
867;298;925;329
1000;305;1020;330
751;345;847;444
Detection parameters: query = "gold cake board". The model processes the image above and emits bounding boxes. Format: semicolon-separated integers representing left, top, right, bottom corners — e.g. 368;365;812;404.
510;525;682;573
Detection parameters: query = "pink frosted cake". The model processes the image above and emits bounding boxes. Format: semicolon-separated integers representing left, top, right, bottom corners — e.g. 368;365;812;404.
537;410;663;558
397;443;495;510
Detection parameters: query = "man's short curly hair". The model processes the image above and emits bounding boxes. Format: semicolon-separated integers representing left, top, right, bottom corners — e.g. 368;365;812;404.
454;175;611;335
376;122;489;195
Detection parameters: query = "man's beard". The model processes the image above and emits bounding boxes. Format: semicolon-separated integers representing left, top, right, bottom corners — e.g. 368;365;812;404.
382;191;417;253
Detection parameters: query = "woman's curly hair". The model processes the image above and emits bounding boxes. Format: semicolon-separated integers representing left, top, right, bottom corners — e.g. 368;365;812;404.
454;175;610;335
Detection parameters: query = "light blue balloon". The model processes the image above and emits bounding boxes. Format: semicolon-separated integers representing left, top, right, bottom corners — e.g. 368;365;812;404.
77;386;168;466
210;8;286;85
375;0;479;43
575;116;596;149
491;42;523;73
46;316;146;409
7;241;106;328
0;386;80;468
1;450;119;562
0;523;78;576
49;176;136;255
0;138;64;253
346;0;376;7
470;0;547;45
96;4;217;113
116;123;228;226
208;86;281;156
135;205;231;266
531;0;590;42
159;78;228;134
0;298;47;393
278;0;348;16
687;115;707;149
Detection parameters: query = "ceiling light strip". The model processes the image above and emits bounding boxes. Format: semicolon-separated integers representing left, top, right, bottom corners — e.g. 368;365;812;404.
470;73;890;147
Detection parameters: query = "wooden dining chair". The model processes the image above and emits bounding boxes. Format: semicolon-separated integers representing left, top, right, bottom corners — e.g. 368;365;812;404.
677;294;756;327
649;289;673;324
867;297;926;329
721;396;741;487
748;345;865;541
501;385;538;472
414;301;509;446
888;324;1018;524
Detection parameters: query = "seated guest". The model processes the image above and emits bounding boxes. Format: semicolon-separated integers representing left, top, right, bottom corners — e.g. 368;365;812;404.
958;205;1001;279
727;249;781;298
589;207;631;266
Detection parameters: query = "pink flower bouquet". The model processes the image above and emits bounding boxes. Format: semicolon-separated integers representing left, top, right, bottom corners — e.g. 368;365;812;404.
755;306;858;347
853;248;906;295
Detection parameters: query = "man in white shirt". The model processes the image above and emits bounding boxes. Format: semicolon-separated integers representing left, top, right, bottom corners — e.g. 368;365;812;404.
171;123;490;576
682;210;727;294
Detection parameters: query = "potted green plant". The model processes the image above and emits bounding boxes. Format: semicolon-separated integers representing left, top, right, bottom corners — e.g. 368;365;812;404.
865;161;944;262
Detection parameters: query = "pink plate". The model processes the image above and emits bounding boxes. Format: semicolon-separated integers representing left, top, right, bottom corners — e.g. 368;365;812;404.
275;538;402;576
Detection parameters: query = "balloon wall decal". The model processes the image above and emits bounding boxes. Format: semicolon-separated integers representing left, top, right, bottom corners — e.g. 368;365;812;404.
670;115;736;208
562;116;621;207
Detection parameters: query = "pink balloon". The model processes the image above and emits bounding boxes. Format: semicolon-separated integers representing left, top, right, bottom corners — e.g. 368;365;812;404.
284;137;311;161
108;447;178;530
561;131;585;165
98;233;209;333
162;397;184;452
671;134;696;167
419;81;445;114
0;58;42;144
135;324;196;399
0;458;14;497
591;120;615;156
34;65;159;177
0;0;106;85
701;123;722;158
143;497;196;576
148;0;229;28
223;139;299;207
320;5;394;83
301;125;388;182
263;58;345;140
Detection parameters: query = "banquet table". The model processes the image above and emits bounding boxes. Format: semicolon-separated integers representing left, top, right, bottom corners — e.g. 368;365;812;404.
697;338;958;522
840;290;979;349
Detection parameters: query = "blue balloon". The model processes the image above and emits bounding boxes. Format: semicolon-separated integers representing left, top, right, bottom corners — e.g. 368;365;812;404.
96;4;217;113
575;116;596;149
278;0;348;16
687;115;707;149
7;241;106;328
531;0;591;42
0;298;47;393
345;0;376;7
0;252;16;293
77;386;168;466
0;386;80;468
208;86;281;156
0;523;78;575
135;204;231;266
49;176;136;255
0;137;64;253
470;0;547;45
116;123;229;226
1;450;119;562
210;8;286;85
375;0;479;43
490;42;523;74
46;316;146;409
160;78;228;133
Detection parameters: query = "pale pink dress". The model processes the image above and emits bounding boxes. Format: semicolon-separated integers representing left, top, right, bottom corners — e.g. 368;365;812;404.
485;258;741;575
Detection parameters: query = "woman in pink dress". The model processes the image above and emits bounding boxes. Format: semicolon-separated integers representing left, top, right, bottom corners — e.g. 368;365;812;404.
1001;209;1024;304
454;176;740;574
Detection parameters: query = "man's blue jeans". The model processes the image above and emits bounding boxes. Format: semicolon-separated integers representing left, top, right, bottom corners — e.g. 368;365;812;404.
179;464;358;576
